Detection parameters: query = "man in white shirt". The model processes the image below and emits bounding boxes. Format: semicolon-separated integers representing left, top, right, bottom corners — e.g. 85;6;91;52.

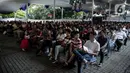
83;32;100;67
83;36;100;56
114;27;127;51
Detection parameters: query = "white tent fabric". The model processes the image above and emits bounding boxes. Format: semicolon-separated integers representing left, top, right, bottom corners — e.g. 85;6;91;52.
0;0;129;13
0;0;71;13
31;0;71;7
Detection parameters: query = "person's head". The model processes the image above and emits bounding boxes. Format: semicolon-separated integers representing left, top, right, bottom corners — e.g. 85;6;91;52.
25;31;28;35
59;29;63;34
117;26;122;31
66;29;71;34
88;27;94;33
9;23;12;25
100;30;105;37
73;31;80;39
89;32;96;42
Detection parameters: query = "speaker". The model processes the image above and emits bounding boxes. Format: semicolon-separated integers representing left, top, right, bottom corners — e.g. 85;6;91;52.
83;16;86;19
92;17;102;24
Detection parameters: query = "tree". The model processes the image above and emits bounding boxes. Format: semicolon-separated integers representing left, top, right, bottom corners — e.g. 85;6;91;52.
0;10;25;18
0;4;83;19
0;13;14;18
72;11;83;19
28;4;53;19
63;7;74;19
16;10;26;18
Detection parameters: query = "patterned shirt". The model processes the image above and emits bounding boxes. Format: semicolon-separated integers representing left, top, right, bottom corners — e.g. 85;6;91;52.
71;38;82;50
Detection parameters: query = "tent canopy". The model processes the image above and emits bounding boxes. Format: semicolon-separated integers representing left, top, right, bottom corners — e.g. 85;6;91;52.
0;0;71;13
0;0;130;13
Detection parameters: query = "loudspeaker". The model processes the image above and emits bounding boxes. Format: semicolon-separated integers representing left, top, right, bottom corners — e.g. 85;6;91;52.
92;17;102;24
83;16;86;19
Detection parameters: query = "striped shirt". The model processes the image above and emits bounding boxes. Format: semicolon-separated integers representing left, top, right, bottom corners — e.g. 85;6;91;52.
71;38;82;50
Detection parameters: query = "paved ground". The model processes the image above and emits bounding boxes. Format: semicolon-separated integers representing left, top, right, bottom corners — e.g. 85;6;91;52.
0;34;130;73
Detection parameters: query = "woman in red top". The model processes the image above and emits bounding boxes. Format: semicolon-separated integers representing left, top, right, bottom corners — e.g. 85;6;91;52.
20;31;30;51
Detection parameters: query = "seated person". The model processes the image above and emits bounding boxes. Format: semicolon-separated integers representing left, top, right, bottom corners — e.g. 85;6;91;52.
52;29;66;63
71;32;100;73
64;31;83;69
97;30;108;66
106;30;116;56
114;27;127;51
20;31;30;51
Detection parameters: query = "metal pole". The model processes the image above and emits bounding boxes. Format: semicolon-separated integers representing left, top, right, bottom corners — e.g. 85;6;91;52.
82;12;86;21
61;7;64;19
91;0;94;25
14;12;17;21
75;11;76;19
53;0;56;23
120;14;121;22
26;3;29;22
125;0;127;22
109;2;111;21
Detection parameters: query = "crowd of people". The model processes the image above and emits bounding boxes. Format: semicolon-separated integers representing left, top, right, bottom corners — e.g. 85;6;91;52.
0;21;130;73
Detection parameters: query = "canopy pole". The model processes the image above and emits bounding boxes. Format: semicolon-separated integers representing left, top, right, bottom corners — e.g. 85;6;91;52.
91;0;94;25
82;12;85;21
108;2;111;21
125;0;127;22
61;7;64;19
25;3;29;22
14;12;17;21
53;0;56;23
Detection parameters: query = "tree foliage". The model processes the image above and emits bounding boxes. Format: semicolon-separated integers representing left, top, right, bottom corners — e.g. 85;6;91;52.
0;10;25;18
28;4;53;19
16;10;25;18
0;13;14;18
0;4;83;19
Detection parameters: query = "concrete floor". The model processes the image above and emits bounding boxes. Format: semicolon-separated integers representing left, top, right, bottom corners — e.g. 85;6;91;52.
0;34;130;73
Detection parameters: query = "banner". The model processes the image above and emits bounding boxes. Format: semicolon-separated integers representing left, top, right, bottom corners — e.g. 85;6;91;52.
115;4;125;15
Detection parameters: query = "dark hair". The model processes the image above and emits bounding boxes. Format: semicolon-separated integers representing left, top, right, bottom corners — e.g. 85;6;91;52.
71;31;79;38
73;31;79;35
66;29;71;33
89;31;96;36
